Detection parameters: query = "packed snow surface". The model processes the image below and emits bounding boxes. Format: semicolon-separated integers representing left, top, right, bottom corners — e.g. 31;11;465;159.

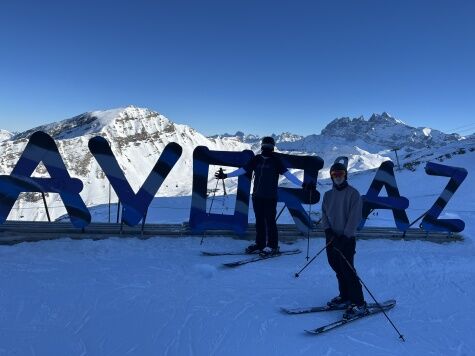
0;235;473;355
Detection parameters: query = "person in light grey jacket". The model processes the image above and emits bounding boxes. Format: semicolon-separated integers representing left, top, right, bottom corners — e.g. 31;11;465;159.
322;162;367;319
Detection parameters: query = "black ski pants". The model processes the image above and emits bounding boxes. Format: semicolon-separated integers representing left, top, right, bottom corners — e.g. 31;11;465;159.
326;234;365;305
252;196;278;249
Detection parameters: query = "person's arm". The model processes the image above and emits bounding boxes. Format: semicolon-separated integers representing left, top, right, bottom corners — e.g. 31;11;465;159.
343;190;363;237
216;156;256;179
226;167;247;178
321;192;331;230
283;171;303;187
276;157;304;187
321;192;336;240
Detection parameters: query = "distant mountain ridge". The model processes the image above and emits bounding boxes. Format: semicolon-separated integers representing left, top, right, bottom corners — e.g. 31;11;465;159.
319;112;461;150
211;112;463;153
209;131;304;150
0;106;473;223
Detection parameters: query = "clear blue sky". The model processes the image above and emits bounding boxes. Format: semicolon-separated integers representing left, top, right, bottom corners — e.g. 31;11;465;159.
0;0;474;136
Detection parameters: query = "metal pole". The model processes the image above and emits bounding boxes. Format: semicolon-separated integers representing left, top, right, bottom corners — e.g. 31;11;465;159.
402;210;428;238
119;206;124;235
275;204;286;222
141;209;148;237
41;192;51;222
116;201;121;224
392;148;401;171
108;139;112;223
108;183;111;223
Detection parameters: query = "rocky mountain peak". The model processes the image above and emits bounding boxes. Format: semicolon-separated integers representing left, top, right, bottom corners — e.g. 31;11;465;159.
368;112;405;125
10;106;174;141
0;129;12;142
319;113;459;149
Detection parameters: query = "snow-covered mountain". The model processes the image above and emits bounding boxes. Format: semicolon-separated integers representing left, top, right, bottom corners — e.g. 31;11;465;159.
212;112;468;176
0;129;12;142
0;107;473;221
319;112;461;149
0;106;250;221
214;112;462;155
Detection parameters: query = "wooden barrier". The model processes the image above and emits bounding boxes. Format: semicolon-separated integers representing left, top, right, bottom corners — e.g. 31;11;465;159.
0;221;462;245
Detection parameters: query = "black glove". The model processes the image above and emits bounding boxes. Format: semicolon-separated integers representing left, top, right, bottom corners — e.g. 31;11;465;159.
324;228;334;240
302;181;316;191
340;234;350;242
332;237;343;251
333;234;350;251
214;170;227;180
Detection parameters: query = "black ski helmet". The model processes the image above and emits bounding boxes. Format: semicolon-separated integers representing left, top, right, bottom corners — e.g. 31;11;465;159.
261;136;275;150
330;162;347;173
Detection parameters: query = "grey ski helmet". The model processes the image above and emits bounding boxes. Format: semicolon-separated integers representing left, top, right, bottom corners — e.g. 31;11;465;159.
330;162;347;180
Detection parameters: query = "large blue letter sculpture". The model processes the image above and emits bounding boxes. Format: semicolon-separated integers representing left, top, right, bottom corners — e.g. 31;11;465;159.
276;153;324;233
88;136;182;226
189;146;254;234
0;131;90;227
421;162;467;233
360;160;410;231
0;132;467;235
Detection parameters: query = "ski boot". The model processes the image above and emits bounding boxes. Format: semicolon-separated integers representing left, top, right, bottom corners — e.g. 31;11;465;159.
327;296;350;309
245;244;263;254
343;302;368;320
260;246;280;256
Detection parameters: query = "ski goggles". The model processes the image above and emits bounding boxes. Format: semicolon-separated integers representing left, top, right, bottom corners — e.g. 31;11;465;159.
330;170;346;178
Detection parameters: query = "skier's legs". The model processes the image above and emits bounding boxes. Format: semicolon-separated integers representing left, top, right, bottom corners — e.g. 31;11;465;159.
252;196;266;249
338;238;364;305
326;238;349;300
264;198;278;248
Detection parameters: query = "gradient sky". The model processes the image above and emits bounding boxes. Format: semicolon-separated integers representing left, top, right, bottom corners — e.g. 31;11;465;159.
0;0;474;136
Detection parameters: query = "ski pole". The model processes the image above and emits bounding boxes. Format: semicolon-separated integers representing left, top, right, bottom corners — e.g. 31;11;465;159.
221;170;227;214
221;169;227;196
275;204;287;222
294;237;333;278
201;169;221;245
402;210;429;238
334;247;405;341
306;188;313;260
207;173;221;216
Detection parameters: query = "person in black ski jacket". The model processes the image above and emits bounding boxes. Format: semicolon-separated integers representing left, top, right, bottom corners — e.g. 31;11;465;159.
215;136;314;255
321;162;367;319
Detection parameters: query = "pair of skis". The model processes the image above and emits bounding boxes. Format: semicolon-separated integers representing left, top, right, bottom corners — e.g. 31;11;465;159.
201;249;397;336
201;248;301;268
281;299;396;335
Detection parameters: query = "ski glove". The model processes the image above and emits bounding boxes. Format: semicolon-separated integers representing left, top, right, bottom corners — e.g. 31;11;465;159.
302;181;316;191
324;228;334;240
214;170;227;180
333;235;351;251
340;234;351;243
